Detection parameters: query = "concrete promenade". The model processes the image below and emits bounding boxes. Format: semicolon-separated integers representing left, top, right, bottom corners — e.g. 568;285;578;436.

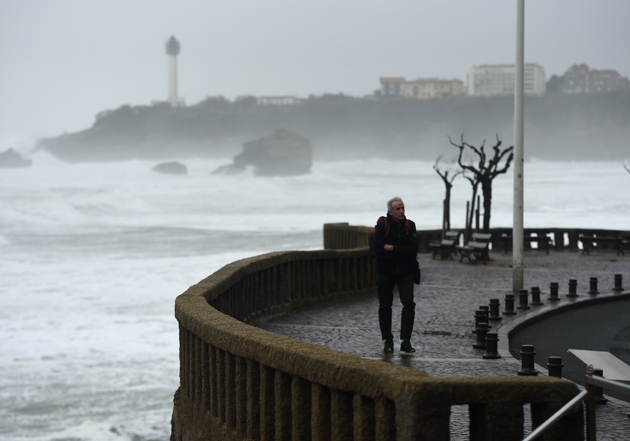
257;250;630;440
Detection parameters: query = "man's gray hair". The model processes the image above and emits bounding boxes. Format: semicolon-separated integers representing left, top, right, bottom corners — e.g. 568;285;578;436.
387;196;403;212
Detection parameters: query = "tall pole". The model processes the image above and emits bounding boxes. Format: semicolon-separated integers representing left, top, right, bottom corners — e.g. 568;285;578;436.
512;0;525;293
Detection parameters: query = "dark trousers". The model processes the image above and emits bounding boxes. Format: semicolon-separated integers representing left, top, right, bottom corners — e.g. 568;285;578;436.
377;273;415;341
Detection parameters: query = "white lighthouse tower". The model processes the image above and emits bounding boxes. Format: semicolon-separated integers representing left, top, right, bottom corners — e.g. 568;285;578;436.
165;36;183;106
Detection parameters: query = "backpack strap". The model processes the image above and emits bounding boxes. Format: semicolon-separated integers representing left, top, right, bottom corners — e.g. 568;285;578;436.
376;216;390;237
377;217;411;237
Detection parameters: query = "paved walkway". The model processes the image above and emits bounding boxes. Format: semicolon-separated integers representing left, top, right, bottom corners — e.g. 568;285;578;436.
257;250;630;440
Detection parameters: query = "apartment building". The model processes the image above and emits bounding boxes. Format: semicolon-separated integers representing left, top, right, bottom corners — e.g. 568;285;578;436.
379;77;464;99
379;77;406;97
467;63;546;96
560;64;630;94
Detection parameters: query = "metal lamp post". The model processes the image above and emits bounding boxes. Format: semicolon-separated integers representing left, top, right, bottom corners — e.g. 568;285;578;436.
513;0;525;293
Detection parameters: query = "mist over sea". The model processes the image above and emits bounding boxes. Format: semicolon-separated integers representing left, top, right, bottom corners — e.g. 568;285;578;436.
1;150;628;441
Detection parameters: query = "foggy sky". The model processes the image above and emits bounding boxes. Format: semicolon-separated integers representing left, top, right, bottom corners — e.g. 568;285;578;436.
1;0;629;147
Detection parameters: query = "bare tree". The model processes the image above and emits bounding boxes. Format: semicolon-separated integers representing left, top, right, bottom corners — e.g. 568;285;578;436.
433;156;462;233
461;171;480;240
449;134;514;233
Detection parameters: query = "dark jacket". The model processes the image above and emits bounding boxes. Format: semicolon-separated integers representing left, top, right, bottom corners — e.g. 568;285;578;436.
373;213;418;277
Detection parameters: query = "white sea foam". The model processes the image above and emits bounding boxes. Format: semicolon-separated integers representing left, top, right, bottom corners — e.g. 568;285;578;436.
0;151;628;440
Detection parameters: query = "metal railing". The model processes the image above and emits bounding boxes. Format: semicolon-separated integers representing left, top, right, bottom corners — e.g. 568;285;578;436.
322;223;630;254
523;365;630;441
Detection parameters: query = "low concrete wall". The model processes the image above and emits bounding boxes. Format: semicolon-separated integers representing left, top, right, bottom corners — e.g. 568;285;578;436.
172;246;583;441
323;223;630;254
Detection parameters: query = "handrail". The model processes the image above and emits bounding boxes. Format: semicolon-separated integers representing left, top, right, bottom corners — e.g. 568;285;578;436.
522;365;630;441
584;369;630;441
522;390;587;441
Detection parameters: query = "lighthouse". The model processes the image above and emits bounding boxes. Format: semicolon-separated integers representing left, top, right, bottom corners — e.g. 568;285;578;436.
165;36;183;106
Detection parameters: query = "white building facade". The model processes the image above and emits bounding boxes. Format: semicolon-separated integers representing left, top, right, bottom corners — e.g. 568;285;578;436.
467;64;546;96
380;77;463;99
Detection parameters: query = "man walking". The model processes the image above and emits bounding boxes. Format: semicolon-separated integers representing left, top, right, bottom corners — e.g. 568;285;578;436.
372;196;419;353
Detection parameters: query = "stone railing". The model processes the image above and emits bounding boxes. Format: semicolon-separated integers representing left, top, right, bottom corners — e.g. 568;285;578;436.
172;245;583;440
324;223;630;254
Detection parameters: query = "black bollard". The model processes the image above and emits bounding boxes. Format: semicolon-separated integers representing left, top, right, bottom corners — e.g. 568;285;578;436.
547;356;564;378
530;286;543;306
503;294;516;315
479;306;491;329
517;289;531;310
473;323;488;350
483;332;501;359
613;274;624;292
474;309;488;333
588;277;599;295
488;299;502;321
517;344;539;376
567;279;578;298
593;368;609;404
548;282;560;301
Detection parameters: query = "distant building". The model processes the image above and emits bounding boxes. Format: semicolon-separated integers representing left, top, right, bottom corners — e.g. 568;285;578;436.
379;77;463;99
165;36;185;106
467;63;546;96
379;77;406;97
257;96;302;106
559;64;630;94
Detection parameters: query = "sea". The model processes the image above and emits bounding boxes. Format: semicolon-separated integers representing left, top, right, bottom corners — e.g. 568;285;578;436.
1;149;628;441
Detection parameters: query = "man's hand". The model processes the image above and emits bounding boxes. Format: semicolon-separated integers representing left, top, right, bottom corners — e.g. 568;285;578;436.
384;244;394;251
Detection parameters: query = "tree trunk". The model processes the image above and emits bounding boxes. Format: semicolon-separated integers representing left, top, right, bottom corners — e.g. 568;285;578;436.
467;184;478;240
445;187;452;230
482;179;492;232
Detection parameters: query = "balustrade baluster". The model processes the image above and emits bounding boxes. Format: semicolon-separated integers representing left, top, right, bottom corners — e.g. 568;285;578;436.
235;356;247;434
331;390;353;441
201;342;209;410
374;398;396;441
275;371;292;441
258;364;274;441
208;345;218;417
311;384;331;441
292;376;312;440
353;394;376;441
217;350;226;423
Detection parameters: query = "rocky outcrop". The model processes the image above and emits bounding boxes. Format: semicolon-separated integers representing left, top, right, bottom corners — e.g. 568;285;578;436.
213;129;312;176
152;161;187;175
0;148;32;168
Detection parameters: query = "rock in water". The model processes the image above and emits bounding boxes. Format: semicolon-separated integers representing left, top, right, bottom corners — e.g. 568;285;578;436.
213;129;312;176
0;148;32;168
152;161;187;175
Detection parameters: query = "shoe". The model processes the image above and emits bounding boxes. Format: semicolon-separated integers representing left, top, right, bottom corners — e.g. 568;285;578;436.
400;339;415;353
383;338;394;353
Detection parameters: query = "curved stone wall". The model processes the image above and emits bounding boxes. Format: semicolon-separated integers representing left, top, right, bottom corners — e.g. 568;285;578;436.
172;243;584;440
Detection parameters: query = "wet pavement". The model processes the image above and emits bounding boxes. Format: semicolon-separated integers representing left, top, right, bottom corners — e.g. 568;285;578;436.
256;250;630;440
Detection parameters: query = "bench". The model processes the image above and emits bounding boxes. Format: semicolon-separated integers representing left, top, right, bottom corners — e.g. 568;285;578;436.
501;230;554;254
578;232;627;256
456;232;492;264
430;239;456;259
429;230;462;260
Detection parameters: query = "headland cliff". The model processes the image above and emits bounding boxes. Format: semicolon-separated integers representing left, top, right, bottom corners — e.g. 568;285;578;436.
37;92;630;162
